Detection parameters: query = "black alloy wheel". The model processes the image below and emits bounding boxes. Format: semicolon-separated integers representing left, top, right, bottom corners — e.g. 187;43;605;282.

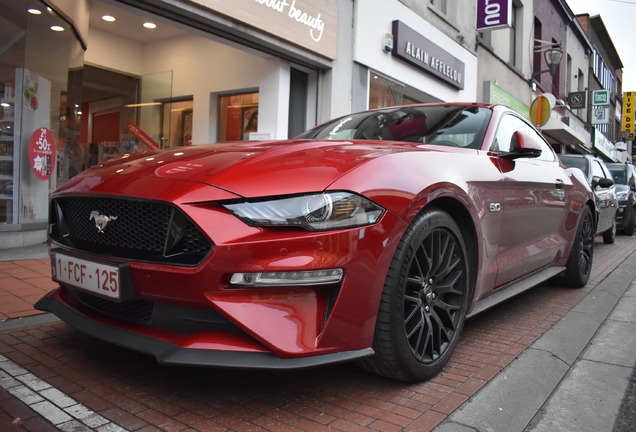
361;207;470;382
603;218;617;244
561;206;594;288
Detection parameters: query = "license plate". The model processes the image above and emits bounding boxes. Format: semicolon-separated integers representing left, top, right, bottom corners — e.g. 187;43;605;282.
52;252;120;300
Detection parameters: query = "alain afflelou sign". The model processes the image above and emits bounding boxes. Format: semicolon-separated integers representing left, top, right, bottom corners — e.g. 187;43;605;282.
189;0;337;59
391;20;465;90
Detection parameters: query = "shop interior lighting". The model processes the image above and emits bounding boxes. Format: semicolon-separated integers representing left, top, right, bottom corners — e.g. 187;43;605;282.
27;8;42;14
143;22;157;29
50;25;65;32
102;15;116;22
123;102;162;107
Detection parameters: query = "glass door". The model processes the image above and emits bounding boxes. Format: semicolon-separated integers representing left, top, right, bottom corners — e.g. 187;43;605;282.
124;70;172;152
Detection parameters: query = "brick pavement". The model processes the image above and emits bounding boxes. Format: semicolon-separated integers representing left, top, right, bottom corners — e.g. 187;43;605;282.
0;258;55;321
0;237;634;431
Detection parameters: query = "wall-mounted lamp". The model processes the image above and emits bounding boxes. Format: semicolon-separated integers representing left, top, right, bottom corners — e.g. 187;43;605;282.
531;39;563;93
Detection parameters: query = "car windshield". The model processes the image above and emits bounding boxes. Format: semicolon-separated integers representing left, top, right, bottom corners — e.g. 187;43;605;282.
297;105;492;149
608;166;626;184
559;156;589;175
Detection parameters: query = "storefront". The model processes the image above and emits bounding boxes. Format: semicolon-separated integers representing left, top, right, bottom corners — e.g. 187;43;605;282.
352;0;478;111
1;0;347;247
0;0;84;243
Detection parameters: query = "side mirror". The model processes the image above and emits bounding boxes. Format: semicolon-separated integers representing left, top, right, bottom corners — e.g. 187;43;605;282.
500;131;542;160
592;176;614;188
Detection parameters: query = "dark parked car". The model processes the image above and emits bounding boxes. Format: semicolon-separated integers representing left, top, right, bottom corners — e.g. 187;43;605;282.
558;154;618;244
606;162;636;236
38;104;595;383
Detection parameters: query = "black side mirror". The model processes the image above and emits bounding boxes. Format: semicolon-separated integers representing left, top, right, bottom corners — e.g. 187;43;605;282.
499;131;542;160
592;176;614;188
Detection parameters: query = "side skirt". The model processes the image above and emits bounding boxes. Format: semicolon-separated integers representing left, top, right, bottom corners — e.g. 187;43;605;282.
467;266;565;318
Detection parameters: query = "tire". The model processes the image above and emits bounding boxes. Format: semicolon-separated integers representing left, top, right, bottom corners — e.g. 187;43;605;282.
360;208;470;382
561;206;594;288
603;218;616;244
622;207;635;236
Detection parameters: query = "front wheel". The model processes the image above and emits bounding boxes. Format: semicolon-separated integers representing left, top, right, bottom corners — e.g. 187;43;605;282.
360;208;470;382
603;218;616;244
621;207;635;236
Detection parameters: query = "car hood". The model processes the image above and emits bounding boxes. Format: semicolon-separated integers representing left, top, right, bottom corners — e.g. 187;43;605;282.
57;139;443;198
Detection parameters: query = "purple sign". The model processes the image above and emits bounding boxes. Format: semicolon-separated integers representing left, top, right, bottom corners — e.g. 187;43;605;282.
476;0;512;30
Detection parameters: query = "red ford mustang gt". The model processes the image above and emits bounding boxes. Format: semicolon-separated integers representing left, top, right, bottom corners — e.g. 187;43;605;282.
37;103;595;382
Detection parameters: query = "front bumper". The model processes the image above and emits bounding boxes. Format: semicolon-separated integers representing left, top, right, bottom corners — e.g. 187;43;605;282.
39;204;406;367
35;288;373;369
615;200;633;230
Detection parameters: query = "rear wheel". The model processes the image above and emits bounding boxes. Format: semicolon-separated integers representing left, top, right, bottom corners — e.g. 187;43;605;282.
561;206;594;288
360;208;470;382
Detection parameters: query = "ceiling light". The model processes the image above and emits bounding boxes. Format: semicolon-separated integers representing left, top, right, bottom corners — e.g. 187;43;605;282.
102;15;116;22
50;25;65;32
27;8;42;14
143;22;157;29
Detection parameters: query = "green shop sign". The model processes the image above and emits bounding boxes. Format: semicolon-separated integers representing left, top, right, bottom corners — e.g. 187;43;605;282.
485;81;530;120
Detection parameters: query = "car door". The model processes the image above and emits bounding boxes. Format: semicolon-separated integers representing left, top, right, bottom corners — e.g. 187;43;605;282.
490;114;571;287
591;159;617;233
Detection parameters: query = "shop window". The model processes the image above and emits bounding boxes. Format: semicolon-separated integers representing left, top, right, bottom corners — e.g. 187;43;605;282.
0;0;84;225
218;92;259;141
161;98;193;148
369;73;420;110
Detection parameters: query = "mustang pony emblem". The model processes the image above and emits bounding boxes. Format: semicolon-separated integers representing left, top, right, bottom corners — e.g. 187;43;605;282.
90;211;118;233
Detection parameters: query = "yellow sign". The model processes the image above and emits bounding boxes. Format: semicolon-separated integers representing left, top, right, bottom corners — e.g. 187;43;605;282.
622;92;635;140
529;95;552;127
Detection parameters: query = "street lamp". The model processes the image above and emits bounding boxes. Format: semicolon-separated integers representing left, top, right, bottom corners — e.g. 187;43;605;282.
531;40;563;93
543;47;563;77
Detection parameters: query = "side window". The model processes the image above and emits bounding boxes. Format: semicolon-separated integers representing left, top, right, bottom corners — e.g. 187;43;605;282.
491;114;516;153
591;161;607;179
491;114;556;162
599;163;613;180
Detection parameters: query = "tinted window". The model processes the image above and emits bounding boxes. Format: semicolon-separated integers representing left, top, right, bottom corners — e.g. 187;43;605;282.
491;114;556;162
608;165;626;184
559;156;589;175
591;160;609;179
298;106;492;149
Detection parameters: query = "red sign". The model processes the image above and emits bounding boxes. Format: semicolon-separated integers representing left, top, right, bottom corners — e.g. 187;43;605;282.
29;127;56;180
126;121;159;150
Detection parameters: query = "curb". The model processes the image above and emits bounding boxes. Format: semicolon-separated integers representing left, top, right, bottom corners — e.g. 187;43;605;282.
434;250;636;432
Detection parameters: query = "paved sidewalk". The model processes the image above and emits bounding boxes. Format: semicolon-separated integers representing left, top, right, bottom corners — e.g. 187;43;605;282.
435;250;636;432
0;238;634;431
0;243;53;322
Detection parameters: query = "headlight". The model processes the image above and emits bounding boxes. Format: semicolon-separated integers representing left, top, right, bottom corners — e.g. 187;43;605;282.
222;191;384;231
616;190;630;201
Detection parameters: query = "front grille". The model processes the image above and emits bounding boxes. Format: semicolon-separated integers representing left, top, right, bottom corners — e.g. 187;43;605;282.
70;289;239;333
49;196;211;265
75;290;154;324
